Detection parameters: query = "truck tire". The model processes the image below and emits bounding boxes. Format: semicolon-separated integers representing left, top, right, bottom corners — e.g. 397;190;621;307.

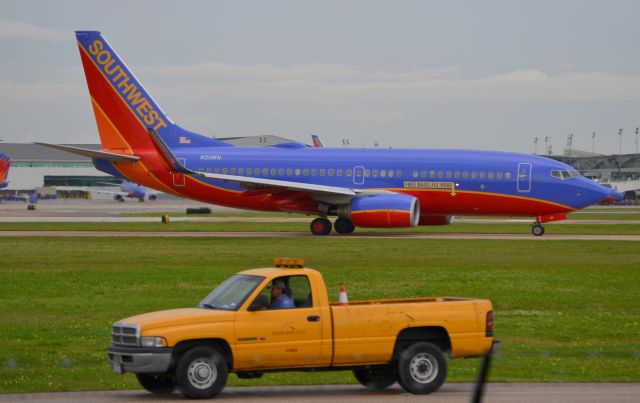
353;366;396;390
136;373;174;394
397;342;447;394
176;346;228;399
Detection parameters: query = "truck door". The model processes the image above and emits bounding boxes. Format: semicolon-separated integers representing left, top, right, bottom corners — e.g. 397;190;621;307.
234;275;328;369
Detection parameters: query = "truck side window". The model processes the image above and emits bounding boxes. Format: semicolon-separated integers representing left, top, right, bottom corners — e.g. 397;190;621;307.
252;275;313;310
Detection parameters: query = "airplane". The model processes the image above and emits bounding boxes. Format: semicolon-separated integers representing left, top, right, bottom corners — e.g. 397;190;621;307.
311;135;324;148
54;179;158;202
38;31;622;236
0;152;10;189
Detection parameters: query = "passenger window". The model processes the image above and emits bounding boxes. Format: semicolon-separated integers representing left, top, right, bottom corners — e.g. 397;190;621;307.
488;171;494;179
421;171;427;179
380;170;386;178
388;170;394;178
463;171;469;179
437;171;444;179
278;168;284;176
365;170;370;177
230;168;236;175
222;168;228;174
214;168;220;173
396;170;402;178
480;171;486;179
311;169;317;176
262;168;269;176
328;169;334;176
505;172;512;180
238;168;244;175
319;169;326;176
446;171;452;179
429;171;435;179
497;172;503;180
346;169;353;177
295;168;301;176
412;170;419;178
372;170;378;178
247;168;252;175
471;171;478;179
303;169;309;176
287;168;292;176
454;171;461;179
270;168;277;176
337;169;343;177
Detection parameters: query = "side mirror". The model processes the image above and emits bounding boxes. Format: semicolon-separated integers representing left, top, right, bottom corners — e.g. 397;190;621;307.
248;294;268;311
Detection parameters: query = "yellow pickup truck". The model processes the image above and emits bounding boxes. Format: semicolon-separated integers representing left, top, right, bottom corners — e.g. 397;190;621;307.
107;259;494;398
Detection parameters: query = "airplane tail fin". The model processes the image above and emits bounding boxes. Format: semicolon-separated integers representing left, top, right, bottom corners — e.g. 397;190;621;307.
0;153;11;188
75;31;231;154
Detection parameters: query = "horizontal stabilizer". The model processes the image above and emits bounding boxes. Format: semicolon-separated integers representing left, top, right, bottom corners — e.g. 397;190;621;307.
35;143;140;162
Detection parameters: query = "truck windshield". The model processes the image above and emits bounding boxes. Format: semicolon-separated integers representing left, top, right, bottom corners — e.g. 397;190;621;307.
197;275;264;311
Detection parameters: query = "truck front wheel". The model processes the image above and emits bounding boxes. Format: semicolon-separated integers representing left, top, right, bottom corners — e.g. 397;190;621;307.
136;373;174;394
397;342;447;394
176;346;228;399
353;366;396;390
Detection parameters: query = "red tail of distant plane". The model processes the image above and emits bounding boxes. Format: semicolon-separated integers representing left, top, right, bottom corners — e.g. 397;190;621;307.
0;152;10;189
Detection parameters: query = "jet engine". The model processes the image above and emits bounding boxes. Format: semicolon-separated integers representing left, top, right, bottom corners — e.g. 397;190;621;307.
337;194;420;228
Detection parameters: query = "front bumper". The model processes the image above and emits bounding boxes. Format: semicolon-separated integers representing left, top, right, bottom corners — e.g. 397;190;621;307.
107;345;173;374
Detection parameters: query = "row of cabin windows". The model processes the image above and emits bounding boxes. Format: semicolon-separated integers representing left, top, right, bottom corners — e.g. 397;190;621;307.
411;170;512;181
196;166;512;181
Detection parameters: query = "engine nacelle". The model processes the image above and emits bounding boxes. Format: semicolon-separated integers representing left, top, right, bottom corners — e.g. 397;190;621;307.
418;214;455;226
338;194;420;228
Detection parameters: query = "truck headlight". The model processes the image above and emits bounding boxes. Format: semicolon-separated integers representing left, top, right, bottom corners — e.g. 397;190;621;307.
140;336;167;348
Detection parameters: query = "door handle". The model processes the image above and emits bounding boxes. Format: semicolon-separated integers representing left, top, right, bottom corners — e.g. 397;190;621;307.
307;315;320;322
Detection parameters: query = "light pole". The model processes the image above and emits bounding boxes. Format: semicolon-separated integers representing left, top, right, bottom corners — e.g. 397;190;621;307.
636;127;639;174
592;131;596;153
566;133;573;156
544;136;549;155
534;137;538;154
619;128;623;155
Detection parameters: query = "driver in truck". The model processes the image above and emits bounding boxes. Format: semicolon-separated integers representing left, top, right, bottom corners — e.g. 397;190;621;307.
269;280;294;309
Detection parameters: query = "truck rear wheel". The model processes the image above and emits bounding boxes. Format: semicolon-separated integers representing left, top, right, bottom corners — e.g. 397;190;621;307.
136;373;174;394
353;366;396;390
176;346;228;399
397;342;447;394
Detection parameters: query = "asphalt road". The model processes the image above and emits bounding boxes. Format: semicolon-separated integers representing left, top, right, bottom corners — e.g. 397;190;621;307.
2;383;639;403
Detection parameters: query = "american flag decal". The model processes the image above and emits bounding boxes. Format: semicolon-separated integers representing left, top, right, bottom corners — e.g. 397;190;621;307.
179;136;191;144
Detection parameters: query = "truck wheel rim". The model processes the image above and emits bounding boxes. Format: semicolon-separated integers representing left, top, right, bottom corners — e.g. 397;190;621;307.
409;353;437;384
187;358;217;389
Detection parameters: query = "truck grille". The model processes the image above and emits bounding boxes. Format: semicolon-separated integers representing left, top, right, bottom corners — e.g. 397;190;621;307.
111;323;139;346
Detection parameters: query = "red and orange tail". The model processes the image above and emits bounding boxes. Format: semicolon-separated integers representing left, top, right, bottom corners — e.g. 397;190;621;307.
75;31;230;193
0;153;10;188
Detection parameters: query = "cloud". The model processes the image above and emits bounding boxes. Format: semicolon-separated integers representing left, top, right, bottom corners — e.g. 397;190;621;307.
0;20;67;42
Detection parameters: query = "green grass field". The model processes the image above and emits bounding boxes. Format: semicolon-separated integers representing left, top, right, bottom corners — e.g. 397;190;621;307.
1;235;639;393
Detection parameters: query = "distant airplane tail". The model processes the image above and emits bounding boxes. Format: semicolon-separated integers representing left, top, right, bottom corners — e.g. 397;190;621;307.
0;152;10;189
75;31;231;154
311;134;324;148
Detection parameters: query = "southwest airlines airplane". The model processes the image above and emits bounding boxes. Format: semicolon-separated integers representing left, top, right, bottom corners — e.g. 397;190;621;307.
40;31;621;236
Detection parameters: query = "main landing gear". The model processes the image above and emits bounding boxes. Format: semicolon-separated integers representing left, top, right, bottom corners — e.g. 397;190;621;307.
531;223;545;236
310;217;355;235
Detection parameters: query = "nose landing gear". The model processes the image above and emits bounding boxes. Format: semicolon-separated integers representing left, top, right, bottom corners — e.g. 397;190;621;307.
531;223;545;236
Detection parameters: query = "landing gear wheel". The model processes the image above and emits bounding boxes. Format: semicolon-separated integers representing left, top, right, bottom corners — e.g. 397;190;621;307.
397;342;447;395
532;223;545;236
136;373;174;394
334;218;355;234
176;346;228;399
353;366;396;390
310;217;332;235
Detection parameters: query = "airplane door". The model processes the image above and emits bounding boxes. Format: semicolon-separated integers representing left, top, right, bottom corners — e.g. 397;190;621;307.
353;166;365;185
173;158;186;187
517;163;532;193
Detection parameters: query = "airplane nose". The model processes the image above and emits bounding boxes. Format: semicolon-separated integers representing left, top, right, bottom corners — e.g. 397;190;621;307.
601;188;625;204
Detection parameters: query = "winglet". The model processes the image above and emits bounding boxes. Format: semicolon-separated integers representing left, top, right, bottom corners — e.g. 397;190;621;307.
35;143;140;162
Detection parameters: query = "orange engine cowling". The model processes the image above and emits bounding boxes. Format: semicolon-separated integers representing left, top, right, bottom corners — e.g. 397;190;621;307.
418;214;455;226
338;194;420;228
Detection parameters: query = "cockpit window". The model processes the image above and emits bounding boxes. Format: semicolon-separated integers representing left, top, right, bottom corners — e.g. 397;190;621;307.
551;170;581;179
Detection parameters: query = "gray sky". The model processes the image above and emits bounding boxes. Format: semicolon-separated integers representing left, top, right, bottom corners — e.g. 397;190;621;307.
1;0;639;154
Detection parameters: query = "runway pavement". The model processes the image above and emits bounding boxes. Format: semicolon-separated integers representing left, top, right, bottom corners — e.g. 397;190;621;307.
2;383;639;403
1;230;640;241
